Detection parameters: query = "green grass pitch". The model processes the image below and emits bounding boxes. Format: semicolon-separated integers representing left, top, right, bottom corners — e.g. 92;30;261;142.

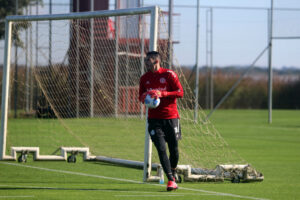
0;109;299;200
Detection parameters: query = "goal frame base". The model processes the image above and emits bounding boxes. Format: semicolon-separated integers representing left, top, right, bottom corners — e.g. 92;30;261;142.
2;146;263;183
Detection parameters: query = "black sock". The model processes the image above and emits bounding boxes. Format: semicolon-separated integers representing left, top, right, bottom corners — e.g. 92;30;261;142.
171;168;176;176
167;173;174;181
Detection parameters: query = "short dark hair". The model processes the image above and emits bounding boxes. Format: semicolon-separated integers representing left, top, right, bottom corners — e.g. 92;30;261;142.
146;51;160;60
146;51;160;57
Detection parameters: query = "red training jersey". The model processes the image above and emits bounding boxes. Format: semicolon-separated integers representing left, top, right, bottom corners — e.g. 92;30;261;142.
139;67;184;119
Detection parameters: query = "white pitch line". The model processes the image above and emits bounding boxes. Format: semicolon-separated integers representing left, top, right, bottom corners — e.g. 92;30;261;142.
115;194;184;197
0;162;269;200
178;186;270;200
115;193;216;197
0;184;218;198
0;196;34;198
0;184;213;197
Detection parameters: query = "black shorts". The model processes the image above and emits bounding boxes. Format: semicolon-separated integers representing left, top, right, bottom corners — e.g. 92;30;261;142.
148;118;182;142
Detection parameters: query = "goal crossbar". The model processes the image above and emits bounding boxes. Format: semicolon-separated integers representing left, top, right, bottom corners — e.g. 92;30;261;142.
5;6;159;22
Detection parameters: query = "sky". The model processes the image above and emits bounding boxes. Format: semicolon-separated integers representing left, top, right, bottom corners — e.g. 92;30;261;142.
143;0;300;68
0;0;299;69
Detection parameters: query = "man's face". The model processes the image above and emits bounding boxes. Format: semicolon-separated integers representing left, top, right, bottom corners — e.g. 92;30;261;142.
145;56;159;72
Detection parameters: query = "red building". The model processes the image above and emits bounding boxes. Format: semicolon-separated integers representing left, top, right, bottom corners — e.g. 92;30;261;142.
67;0;168;117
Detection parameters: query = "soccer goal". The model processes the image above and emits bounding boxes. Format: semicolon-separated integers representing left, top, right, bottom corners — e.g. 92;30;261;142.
0;6;263;183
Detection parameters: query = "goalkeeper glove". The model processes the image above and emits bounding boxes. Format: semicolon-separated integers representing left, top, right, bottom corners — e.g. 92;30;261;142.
148;90;168;98
147;90;161;99
140;90;169;103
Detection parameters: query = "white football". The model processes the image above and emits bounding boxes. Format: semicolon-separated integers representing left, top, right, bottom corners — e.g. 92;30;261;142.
144;94;160;109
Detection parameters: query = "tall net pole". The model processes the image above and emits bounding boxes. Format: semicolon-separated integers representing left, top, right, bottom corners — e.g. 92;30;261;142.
143;6;159;182
114;0;119;118
268;0;274;124
209;8;214;110
140;0;146;119
90;0;94;117
194;0;200;121
168;0;173;69
14;0;19;118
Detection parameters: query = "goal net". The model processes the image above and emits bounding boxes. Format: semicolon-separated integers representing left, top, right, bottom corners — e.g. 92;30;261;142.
0;6;263;182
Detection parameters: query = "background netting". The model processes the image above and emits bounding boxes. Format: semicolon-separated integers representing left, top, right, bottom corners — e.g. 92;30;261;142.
5;11;245;170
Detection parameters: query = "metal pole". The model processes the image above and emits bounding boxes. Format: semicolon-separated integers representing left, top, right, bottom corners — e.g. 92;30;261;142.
47;0;52;116
268;0;274;124
14;0;19;118
143;5;159;182
168;0;173;68
0;20;12;160
29;5;33;111
114;0;119;117
76;0;79;118
49;0;52;68
90;0;94;117
149;6;159;51
7;6;159;22
25;7;29;113
194;0;200;122
68;0;73;117
125;1;130;117
140;0;145;119
35;0;39;110
209;8;214;110
205;9;209;109
143;108;150;182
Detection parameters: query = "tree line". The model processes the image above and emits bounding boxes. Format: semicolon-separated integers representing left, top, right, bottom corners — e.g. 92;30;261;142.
182;67;300;109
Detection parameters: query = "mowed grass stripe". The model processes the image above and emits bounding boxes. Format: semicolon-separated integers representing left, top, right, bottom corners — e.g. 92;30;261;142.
0;162;269;200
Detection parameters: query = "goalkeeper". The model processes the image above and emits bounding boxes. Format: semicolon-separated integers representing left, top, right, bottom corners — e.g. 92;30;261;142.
139;51;183;191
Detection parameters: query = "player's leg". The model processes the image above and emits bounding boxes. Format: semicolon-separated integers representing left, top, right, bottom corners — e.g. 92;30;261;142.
148;119;174;182
150;131;178;191
165;118;181;180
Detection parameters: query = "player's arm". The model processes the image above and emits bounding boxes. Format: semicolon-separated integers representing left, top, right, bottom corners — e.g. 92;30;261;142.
162;79;183;98
157;71;183;98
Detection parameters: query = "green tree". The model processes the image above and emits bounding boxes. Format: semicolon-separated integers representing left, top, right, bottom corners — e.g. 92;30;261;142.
0;0;42;46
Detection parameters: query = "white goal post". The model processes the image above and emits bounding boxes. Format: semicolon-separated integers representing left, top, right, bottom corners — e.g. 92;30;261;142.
0;6;160;182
